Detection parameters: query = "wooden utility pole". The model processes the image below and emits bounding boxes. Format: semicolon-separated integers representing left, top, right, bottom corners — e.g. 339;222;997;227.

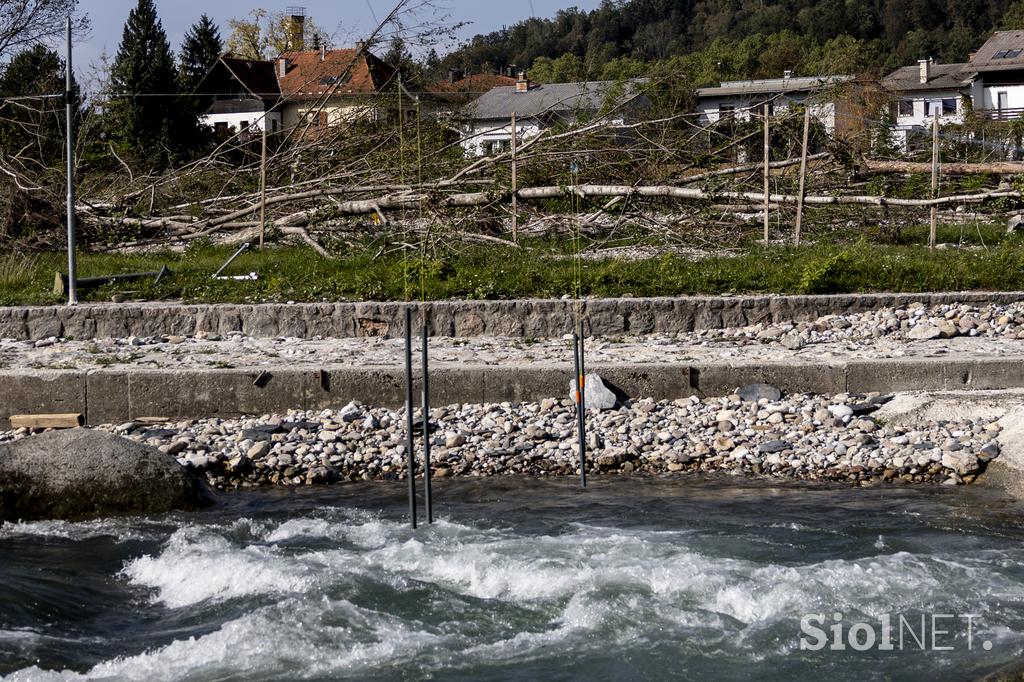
794;106;810;246
511;111;518;243
259;119;268;249
929;113;940;250
763;103;770;243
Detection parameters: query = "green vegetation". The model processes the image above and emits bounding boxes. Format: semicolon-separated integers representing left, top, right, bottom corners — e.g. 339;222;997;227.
444;0;1024;83
6;226;1024;306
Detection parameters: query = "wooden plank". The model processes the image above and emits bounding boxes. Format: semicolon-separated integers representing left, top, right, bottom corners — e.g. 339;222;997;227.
794;106;810;246
10;413;84;429
930;114;940;251
762;103;770;243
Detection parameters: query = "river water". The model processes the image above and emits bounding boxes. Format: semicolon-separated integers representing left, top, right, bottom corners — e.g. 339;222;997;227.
2;476;1024;681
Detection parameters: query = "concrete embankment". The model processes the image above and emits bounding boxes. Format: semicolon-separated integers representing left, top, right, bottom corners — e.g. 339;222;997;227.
5;291;1024;341
2;356;1023;424
3;293;1024;423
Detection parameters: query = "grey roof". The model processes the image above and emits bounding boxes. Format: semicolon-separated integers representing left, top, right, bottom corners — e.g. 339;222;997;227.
969;31;1024;72
466;79;647;120
696;75;854;98
881;62;970;92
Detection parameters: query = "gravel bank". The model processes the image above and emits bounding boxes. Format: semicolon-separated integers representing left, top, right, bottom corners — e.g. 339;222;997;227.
0;390;1002;491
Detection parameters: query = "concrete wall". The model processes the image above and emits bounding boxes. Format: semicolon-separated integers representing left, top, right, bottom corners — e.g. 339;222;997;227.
4;357;1024;424
5;292;1024;342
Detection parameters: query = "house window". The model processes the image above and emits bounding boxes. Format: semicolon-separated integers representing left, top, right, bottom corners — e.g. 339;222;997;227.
925;100;944;117
898;99;913;117
272;119;279;133
719;104;735;116
214;122;228;136
240;120;248;130
942;98;957;114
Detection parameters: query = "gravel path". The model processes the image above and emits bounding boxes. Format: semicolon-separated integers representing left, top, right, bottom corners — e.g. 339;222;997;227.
4;301;1024;370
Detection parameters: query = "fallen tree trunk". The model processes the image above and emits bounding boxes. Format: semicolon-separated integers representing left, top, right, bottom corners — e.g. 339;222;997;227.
79;184;1020;241
679;153;830;184
268;184;1022;218
864;160;1024;175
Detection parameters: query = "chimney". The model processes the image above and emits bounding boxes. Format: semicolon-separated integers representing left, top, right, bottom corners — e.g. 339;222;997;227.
516;70;530;93
286;6;306;51
919;58;931;84
320;43;326;62
278;57;290;79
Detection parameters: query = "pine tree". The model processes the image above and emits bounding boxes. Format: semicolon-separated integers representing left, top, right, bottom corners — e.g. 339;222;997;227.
107;0;181;166
179;14;223;93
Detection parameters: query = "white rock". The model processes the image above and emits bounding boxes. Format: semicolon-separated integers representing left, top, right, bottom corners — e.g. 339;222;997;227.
569;373;617;411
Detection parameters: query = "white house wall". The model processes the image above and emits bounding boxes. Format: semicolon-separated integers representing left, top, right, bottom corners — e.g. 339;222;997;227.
461;120;543;156
695;95;838;134
200;111;281;133
977;82;1024;114
892;89;966;128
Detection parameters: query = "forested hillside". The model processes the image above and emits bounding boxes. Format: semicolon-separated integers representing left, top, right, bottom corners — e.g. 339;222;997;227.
439;0;1024;84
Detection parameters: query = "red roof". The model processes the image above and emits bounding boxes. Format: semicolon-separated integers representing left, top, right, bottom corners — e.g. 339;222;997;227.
277;49;396;100
430;74;518;94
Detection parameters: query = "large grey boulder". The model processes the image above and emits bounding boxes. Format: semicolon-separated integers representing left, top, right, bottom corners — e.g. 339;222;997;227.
0;429;213;522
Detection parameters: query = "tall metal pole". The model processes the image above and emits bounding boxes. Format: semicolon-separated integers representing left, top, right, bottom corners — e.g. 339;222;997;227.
573;331;587;488
404;306;417;529
64;17;78;306
929;113;940;251
421;321;433;524
794;105;810;247
763;103;770;243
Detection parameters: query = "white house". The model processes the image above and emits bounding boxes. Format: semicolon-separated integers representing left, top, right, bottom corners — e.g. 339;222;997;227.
694;73;856;137
880;59;969;150
881;31;1024;150
964;31;1024;119
195;57;282;138
462;74;648;156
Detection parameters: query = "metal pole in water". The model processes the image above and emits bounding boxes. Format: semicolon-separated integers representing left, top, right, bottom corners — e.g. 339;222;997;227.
573;331;587;488
421;321;433;524
64;16;77;306
404;306;417;529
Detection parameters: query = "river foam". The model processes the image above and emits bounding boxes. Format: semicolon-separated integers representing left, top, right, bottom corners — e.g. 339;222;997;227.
6;480;1024;681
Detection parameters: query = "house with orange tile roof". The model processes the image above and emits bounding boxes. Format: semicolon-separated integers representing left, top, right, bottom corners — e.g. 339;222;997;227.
274;47;397;131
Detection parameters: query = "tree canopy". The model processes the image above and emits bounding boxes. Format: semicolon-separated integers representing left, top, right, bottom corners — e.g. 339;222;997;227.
0;0;88;63
226;8;328;60
179;14;223;93
438;0;1023;83
106;0;185;166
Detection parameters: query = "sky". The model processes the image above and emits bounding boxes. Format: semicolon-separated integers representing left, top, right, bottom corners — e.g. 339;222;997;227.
75;0;603;82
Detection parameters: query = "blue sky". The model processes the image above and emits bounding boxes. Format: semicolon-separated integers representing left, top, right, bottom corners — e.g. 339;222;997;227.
76;0;602;79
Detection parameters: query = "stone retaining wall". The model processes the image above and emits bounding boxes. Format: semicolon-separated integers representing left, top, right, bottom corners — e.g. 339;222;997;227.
4;292;1024;341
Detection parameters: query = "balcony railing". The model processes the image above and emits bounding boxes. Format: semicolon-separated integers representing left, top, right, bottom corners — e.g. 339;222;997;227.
975;107;1024;121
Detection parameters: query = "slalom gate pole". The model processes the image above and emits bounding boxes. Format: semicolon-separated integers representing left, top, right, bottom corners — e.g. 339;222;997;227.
404;306;417;529
422;322;433;524
573;331;587;488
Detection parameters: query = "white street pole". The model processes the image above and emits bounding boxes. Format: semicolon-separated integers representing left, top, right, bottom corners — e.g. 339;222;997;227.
65;16;78;305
